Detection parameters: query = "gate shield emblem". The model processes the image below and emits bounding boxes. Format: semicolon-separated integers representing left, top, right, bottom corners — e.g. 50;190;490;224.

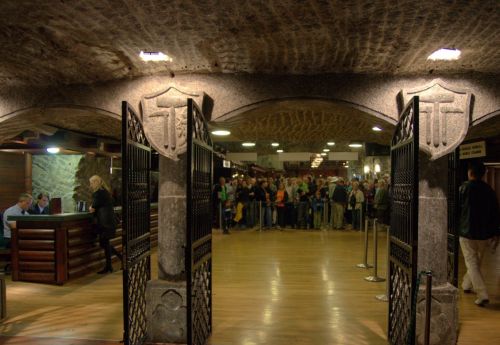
399;79;472;160
141;87;204;160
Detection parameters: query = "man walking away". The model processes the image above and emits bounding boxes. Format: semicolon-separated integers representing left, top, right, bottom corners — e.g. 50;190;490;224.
459;161;499;307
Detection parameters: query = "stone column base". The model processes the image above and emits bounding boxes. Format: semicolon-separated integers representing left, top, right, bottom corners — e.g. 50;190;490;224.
147;280;187;344
416;282;458;345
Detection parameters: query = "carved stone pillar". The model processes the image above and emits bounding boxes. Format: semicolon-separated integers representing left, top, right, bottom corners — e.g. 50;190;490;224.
415;154;458;345
147;154;188;344
142;87;207;344
398;79;472;345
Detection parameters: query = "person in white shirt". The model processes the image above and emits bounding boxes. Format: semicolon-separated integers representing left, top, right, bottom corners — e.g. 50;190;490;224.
2;193;33;248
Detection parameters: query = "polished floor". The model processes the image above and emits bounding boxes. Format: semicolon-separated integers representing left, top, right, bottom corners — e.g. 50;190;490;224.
0;227;499;344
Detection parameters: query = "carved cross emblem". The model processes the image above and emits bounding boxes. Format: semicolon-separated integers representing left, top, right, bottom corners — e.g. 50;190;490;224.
141;87;203;160
399;79;472;160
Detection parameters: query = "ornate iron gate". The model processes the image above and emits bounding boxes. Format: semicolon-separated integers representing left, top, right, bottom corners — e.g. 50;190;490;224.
186;98;213;345
389;96;419;345
122;101;151;345
447;150;460;287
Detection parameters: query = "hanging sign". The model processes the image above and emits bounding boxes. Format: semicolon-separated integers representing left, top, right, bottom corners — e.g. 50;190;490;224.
459;141;486;159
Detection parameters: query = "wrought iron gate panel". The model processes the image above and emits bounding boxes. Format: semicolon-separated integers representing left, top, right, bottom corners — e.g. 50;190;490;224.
389;97;419;345
122;101;151;345
447;150;460;287
187;98;213;345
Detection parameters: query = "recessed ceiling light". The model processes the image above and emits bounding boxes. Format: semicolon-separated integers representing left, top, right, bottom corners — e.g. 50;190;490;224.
271;143;280;147
349;143;363;148
277;149;283;153
320;153;327;156
242;142;255;147
139;51;173;62
323;149;330;152
372;126;382;132
46;147;60;154
427;48;461;61
327;142;335;146
211;130;231;136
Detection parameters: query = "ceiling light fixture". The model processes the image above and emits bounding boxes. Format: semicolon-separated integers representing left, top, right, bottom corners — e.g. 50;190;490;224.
242;142;255;147
427;48;461;61
327;142;335;146
271;143;280;147
211;130;231;136
349;143;363;148
139;51;173;62
321;153;327;156
372;126;382;132
323;149;330;152
277;149;283;153
344;165;349;168
46;147;60;154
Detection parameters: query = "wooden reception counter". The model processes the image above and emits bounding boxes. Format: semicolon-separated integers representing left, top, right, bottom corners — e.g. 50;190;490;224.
8;204;158;285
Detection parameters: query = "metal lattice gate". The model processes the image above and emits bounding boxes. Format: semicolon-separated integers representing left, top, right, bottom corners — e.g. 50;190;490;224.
122;101;152;345
389;96;419;345
186;98;213;345
447;150;460;287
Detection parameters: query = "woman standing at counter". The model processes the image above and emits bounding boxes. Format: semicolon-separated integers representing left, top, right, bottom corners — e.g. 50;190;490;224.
88;175;122;274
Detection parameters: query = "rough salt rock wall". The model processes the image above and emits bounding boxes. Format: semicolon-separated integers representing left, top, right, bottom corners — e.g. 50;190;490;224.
0;0;498;87
32;154;82;213
73;154;120;206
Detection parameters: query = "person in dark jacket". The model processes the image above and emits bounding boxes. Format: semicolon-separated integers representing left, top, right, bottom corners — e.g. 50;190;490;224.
28;193;50;215
458;161;500;306
89;175;122;274
331;178;348;229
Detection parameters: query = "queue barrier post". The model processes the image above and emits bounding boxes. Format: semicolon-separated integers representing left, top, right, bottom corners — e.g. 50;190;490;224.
356;218;373;269
376;225;390;301
364;219;386;282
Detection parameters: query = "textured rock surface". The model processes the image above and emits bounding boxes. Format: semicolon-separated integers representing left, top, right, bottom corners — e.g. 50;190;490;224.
0;0;498;87
147;280;187;344
416;283;458;345
0;74;498;150
32;154;82;212
73;154;118;206
158;154;186;280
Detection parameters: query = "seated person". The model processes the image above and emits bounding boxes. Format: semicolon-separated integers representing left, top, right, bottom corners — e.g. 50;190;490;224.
2;193;33;248
29;193;50;215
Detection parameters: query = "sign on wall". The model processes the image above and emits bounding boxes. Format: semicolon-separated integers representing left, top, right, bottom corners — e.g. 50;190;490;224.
459;141;486;159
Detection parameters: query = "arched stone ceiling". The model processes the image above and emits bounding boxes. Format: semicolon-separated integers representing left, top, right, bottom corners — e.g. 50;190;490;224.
466;113;500;141
0;107;120;144
211;99;394;154
0;0;499;87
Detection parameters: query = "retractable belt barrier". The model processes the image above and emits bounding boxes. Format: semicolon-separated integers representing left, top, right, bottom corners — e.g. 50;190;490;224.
376;225;390;301
357;217;373;269
364;219;386;283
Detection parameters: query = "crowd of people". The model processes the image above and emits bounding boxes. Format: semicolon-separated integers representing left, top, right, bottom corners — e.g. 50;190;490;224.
213;174;390;234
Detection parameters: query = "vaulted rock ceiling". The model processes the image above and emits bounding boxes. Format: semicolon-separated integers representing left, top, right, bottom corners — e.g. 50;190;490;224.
0;0;499;87
211;99;394;154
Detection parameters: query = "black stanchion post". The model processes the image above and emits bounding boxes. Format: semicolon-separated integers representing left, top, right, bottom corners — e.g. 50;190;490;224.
365;219;386;282
357;218;373;269
376;225;390;301
259;201;262;231
424;271;433;345
219;201;223;231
